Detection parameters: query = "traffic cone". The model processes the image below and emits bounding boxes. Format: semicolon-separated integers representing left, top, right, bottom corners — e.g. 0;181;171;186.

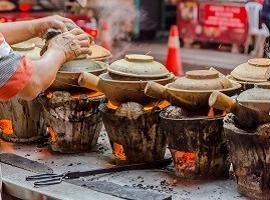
100;20;112;52
165;25;183;76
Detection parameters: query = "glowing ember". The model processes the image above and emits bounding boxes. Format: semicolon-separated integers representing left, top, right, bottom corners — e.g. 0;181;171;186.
144;100;170;111
47;92;53;99
46;91;103;99
47;127;56;143
112;143;126;161
173;150;196;172
71;91;103;99
208;107;227;117
208;107;215;117
107;101;119;110
0;119;13;135
107;100;170;111
1;141;14;153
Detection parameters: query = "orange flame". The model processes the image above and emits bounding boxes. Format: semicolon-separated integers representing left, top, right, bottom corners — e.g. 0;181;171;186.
208;107;215;117
46;91;103;99
47;127;56;142
71;91;103;99
112;143;126;161
0;120;13;135
107;100;170;111
144;100;170;111
107;101;119;110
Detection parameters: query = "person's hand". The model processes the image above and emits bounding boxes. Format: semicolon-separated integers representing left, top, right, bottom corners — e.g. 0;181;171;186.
30;15;78;38
48;28;92;62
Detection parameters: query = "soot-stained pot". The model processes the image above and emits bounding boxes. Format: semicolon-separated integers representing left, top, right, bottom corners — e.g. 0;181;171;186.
145;70;241;109
209;83;270;125
50;59;107;91
230;58;270;82
78;54;175;105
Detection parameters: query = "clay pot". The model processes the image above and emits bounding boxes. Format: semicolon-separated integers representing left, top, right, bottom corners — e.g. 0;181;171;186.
209;83;270;124
171;70;232;90
78;54;175;104
108;54;170;78
78;72;175;105
231;58;270;82
11;41;41;60
50;59;107;91
144;70;241;109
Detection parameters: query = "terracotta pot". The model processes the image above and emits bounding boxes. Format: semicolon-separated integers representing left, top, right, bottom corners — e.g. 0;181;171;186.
78;72;175;105
108;54;170;78
231;58;270;82
144;70;241;109
171;70;232;90
50;60;107;91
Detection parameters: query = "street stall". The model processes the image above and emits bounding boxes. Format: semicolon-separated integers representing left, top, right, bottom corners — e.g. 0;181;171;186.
0;46;259;200
177;0;248;51
1;20;270;200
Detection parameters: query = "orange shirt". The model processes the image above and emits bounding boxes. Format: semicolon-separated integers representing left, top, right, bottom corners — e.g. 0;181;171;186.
0;33;33;101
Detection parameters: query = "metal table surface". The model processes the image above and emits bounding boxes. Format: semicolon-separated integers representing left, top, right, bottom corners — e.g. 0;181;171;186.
0;129;247;200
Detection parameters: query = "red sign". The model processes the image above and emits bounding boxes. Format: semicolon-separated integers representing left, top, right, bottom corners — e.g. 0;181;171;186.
201;3;247;31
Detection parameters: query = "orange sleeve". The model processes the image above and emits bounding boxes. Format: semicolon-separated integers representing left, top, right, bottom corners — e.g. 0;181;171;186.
0;56;33;101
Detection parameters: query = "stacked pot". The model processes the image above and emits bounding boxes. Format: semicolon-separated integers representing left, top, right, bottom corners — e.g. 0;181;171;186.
228;58;270;90
145;69;241;109
78;54;175;105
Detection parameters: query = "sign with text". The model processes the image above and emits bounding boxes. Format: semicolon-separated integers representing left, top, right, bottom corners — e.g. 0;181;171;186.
200;3;247;30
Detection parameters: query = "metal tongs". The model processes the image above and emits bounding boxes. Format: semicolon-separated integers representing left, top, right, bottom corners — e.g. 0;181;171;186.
26;158;172;187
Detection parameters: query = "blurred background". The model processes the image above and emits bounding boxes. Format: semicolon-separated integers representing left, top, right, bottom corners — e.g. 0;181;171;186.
0;0;269;72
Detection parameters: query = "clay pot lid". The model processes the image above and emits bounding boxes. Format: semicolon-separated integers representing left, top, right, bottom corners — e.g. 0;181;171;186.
11;41;35;51
231;58;270;82
60;59;106;72
88;44;112;60
170;70;232;91
108;54;169;78
12;41;41;60
237;87;270;102
186;70;219;79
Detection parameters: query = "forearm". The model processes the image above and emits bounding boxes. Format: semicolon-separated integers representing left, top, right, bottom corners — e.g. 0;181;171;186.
17;49;65;100
33;49;65;90
0;20;35;44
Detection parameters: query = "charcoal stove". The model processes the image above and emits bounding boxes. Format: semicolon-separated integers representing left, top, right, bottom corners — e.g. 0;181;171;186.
224;114;270;200
0;97;45;143
38;90;105;153
159;106;229;179
99;101;169;164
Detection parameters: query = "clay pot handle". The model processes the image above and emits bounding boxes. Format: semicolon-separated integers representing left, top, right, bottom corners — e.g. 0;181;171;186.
208;91;236;112
144;81;166;100
78;72;101;92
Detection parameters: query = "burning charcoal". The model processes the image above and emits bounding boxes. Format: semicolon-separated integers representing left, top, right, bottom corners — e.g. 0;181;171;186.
115;102;144;120
162;106;188;119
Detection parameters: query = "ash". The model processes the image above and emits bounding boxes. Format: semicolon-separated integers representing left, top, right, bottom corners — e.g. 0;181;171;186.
162;106;188;119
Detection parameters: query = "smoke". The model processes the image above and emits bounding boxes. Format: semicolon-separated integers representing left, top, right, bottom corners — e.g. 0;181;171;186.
86;0;138;42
